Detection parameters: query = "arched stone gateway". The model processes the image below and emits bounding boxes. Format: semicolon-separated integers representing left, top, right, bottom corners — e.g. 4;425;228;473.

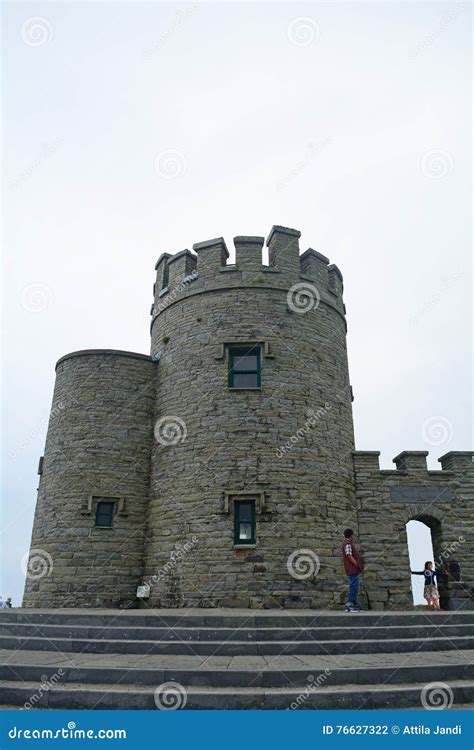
353;451;474;611
22;227;474;610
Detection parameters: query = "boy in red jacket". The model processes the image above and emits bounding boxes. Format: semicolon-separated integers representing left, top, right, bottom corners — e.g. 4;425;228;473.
342;529;364;612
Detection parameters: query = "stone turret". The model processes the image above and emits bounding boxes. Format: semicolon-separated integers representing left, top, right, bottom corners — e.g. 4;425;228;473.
145;225;354;609
23;350;156;608
22;223;472;612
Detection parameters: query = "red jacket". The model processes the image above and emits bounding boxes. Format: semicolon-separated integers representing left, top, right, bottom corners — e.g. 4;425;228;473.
342;538;364;575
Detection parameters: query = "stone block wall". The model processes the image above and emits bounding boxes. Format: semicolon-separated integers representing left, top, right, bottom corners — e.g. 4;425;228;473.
23;350;156;608
353;450;474;611
22;223;472;612
143;226;357;609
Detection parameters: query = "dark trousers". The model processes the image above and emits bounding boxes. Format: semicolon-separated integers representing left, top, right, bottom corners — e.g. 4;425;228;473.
347;574;360;606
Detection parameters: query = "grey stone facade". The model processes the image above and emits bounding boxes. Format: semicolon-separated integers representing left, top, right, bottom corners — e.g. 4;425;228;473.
23;225;474;610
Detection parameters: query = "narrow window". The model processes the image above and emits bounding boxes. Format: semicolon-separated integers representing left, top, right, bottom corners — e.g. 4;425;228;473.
95;500;115;528
234;500;256;545
228;346;261;389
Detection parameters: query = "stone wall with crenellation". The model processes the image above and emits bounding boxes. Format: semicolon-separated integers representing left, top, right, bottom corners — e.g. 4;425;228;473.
353;450;474;610
143;226;357;609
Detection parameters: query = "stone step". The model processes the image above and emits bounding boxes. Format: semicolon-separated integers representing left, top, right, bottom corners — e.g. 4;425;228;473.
2;609;473;629
2;610;472;711
1;659;473;689
1;633;472;656
1;679;472;710
1;621;472;642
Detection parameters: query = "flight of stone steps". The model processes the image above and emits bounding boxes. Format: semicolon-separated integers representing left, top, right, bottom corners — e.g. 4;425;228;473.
0;608;473;710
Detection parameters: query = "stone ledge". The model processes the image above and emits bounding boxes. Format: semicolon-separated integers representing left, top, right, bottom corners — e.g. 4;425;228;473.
56;349;153;371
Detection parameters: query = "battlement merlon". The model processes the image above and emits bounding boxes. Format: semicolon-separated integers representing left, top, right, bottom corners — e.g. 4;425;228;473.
352;451;381;472
328;264;344;296
438;451;474;472
300;248;329;286
234;236;265;274
167;249;197;289
193;237;229;281
393;451;429;473
266;225;301;278
154;252;171;291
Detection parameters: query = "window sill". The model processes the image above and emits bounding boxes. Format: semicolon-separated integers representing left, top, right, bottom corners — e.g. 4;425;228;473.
233;544;256;549
95;526;114;530
228;387;261;391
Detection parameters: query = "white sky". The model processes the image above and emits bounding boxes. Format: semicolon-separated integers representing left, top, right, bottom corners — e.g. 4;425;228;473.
2;1;472;605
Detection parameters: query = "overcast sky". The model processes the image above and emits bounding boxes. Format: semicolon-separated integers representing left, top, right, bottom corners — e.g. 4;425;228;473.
2;1;472;606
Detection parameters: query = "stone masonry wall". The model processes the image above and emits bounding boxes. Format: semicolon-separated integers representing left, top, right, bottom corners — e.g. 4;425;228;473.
22;225;472;612
143;226;358;609
23;351;156;608
353;450;474;611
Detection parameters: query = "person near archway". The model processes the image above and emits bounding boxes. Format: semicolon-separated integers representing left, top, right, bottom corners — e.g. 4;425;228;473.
411;561;442;611
342;528;364;612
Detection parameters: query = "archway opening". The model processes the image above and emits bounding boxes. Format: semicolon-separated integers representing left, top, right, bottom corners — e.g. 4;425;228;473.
406;519;434;606
406;516;449;609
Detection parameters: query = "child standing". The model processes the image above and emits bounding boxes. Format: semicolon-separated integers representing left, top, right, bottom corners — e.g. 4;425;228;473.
411;561;442;610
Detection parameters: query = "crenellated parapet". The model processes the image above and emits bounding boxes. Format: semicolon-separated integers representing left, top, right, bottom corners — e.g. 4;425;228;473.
353;450;474;476
150;224;346;329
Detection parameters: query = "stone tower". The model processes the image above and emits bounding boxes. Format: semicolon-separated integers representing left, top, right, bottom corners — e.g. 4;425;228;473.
23;350;156;608
145;226;355;608
24;224;473;610
23;225;357;609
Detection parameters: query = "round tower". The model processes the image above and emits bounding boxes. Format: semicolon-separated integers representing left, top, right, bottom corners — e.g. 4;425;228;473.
23;350;156;608
144;225;356;609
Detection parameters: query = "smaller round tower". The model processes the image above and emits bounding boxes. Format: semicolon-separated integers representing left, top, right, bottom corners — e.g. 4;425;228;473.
23;350;156;608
